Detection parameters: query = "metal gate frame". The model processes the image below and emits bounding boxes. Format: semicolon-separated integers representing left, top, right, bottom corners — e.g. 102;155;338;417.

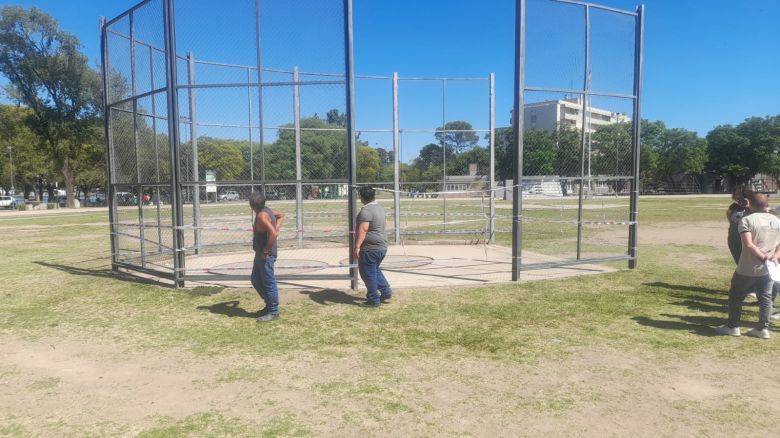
512;0;645;281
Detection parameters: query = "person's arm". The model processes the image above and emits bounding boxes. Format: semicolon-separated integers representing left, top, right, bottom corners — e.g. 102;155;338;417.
273;210;285;232
740;232;769;262
257;211;279;258
353;221;369;260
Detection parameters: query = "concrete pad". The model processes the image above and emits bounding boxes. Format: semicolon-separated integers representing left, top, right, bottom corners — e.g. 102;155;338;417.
176;244;617;290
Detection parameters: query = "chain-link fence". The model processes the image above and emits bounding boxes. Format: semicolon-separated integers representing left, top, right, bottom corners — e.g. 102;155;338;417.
102;0;643;288
513;0;644;278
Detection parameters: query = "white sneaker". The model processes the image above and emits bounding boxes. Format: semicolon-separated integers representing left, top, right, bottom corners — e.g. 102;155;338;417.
771;313;780;321
746;328;771;339
714;325;741;337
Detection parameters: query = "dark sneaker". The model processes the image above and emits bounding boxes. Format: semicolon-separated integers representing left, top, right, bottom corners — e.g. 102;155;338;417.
256;313;280;322
257;307;269;317
358;301;380;308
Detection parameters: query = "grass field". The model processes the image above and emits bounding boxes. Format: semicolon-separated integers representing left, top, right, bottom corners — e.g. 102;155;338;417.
0;196;778;436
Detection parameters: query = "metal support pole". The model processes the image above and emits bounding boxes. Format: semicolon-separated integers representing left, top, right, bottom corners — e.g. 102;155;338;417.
344;0;359;291
129;11;146;268
187;52;201;254
163;0;185;287
293;67;304;249
7;147;14;195
489;73;496;244
253;0;265;194
628;4;645;269
150;45;162;253
392;72;401;244
441;79;447;231
99;16;118;271
576;5;591;261
511;0;526;281
247;67;255;190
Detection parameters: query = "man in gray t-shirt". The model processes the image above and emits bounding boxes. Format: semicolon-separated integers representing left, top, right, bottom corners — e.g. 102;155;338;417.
354;186;392;307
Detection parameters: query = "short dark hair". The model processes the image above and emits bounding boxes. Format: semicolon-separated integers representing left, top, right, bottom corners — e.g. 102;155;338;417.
358;186;376;203
249;192;266;212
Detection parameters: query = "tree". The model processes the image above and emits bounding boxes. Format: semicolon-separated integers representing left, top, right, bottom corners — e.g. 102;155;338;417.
0;6;102;207
326;109;347;127
0;103;51;199
195;137;246;181
707;125;754;189
357;146;380;182
435;121;479;154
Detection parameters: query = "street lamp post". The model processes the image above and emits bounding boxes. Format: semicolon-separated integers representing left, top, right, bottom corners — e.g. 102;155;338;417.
7;147;14;196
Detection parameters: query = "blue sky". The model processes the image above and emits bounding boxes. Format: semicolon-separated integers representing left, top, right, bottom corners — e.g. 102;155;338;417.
2;0;779;145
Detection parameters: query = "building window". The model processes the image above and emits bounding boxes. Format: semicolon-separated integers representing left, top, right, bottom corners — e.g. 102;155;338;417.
531;115;537;124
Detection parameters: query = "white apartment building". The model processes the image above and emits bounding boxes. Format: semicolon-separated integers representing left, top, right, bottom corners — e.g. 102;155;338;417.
523;96;629;133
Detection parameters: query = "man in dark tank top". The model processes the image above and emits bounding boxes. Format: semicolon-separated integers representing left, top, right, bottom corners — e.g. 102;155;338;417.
249;192;284;322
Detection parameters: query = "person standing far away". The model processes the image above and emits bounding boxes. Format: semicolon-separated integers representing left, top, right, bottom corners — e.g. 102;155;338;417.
354;186;392;308
249;192;284;322
715;191;779;339
726;187;751;263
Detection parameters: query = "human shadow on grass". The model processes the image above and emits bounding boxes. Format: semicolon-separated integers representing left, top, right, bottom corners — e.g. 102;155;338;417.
299;289;362;306
632;314;722;337
197;300;258;319
644;282;723;296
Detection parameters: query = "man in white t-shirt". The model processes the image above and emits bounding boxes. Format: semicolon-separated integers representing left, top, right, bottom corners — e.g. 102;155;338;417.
716;192;779;339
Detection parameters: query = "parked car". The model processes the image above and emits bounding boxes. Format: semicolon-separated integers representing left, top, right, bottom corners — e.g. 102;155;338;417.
218;190;240;202
116;192;137;206
0;195;17;210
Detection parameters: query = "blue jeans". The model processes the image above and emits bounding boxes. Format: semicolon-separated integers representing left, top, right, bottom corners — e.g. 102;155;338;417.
358;250;392;305
251;255;279;314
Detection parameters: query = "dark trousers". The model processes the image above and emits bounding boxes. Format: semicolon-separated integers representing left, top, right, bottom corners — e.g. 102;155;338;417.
728;273;774;329
251;255;279;314
358;250;392;305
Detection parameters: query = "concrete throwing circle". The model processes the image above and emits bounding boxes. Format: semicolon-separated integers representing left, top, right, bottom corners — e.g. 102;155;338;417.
208;259;329;276
339;254;434;270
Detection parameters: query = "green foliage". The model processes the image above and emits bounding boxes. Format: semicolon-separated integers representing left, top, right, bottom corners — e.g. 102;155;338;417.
707;116;780;189
434;120;479;154
357;145;380;182
0;6;103;207
46;203;56;209
16;203;26;211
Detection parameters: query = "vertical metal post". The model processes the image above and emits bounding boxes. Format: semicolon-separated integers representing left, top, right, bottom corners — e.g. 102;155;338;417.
628;5;645;269
489;73;496;244
511;0;526;281
344;0;359;291
441;79;447;230
100;16;118;271
576;5;590;261
129;11;146;268
293;67;304;249
163;0;185;287
247;67;254;187
253;0;265;194
187;52;201;254
392;72;401;244
149;45;163;253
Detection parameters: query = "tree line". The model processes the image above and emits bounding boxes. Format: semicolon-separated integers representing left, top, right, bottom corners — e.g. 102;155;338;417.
1;6;779;208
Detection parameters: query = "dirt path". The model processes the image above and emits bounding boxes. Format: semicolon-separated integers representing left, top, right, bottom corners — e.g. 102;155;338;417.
1;336;777;436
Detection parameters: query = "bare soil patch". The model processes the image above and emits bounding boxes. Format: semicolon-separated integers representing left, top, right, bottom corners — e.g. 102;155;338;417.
1;336;777;436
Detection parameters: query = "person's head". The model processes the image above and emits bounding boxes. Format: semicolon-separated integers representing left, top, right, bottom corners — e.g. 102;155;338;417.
732;186;750;206
249;192;266;213
358;186;376;205
745;191;769;213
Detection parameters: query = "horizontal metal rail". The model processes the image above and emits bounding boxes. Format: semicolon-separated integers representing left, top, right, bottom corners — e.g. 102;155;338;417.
524;86;636;100
549;0;637;16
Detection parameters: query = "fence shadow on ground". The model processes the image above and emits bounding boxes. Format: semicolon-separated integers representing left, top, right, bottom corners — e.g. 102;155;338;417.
34;260;175;289
298;289;362;306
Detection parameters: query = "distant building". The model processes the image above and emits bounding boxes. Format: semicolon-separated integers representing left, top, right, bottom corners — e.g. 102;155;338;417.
442;163;487;194
523;96;629;133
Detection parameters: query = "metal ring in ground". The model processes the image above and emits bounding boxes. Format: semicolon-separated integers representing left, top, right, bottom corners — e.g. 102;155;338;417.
339;254;434;270
207;259;329;276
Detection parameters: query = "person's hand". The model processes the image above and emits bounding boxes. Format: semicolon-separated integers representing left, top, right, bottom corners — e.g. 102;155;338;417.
352;249;360;261
259;251;269;260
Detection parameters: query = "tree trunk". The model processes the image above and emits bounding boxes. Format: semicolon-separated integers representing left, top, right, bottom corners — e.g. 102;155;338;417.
62;158;76;208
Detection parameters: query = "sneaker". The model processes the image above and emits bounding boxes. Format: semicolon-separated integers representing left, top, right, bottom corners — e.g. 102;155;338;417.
256;313;280;322
358;301;380;308
714;325;741;337
380;295;393;303
746;328;770;339
257;307;269;317
771;313;780;321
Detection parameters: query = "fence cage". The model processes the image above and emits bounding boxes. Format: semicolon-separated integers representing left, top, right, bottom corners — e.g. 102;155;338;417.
101;0;644;288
